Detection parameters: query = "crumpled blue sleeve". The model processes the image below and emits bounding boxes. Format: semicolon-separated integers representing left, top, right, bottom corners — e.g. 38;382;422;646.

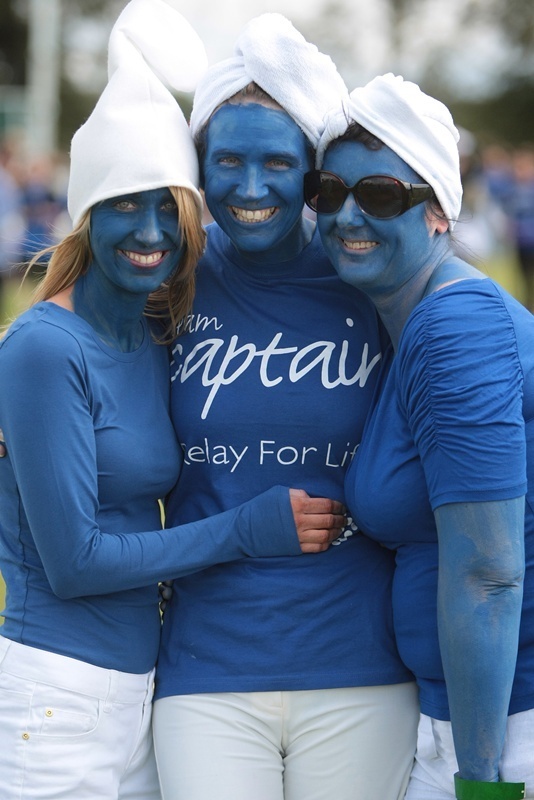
397;283;526;509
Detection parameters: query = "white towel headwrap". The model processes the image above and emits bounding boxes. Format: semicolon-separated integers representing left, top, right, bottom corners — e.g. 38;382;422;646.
68;0;208;227
190;13;348;148
316;73;462;230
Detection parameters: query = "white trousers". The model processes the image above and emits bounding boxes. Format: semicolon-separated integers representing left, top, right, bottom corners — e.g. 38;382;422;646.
153;683;419;800
0;635;161;800
406;712;534;800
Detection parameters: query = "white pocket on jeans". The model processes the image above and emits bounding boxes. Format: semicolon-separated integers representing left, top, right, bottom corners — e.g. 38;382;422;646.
29;683;101;739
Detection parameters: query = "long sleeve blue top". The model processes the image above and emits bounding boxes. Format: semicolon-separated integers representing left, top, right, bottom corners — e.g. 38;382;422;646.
0;303;301;674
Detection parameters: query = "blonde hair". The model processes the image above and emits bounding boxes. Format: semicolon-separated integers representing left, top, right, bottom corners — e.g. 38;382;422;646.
25;186;205;344
145;186;205;342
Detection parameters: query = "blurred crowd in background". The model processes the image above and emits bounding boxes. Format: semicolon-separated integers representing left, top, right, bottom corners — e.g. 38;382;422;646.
1;127;534;323
454;130;534;311
0;134;70;322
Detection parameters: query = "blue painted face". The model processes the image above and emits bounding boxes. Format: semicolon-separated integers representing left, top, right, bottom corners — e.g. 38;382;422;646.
202;103;312;262
89;187;184;297
317;140;441;295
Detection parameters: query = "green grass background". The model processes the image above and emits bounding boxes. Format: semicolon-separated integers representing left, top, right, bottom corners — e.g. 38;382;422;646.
1;275;35;624
0;253;527;625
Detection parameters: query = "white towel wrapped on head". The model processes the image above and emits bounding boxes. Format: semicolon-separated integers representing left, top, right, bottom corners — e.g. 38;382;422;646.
190;12;348;148
316;73;462;230
68;0;208;227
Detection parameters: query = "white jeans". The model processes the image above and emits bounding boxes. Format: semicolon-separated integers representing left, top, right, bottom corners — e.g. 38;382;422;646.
406;712;534;800
153;683;419;800
0;635;161;800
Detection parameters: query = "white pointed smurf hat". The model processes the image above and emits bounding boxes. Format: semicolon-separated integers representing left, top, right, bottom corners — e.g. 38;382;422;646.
68;0;208;227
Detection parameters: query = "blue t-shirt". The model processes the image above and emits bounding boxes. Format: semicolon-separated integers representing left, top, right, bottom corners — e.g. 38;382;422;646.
0;303;301;674
155;223;413;698
346;279;534;719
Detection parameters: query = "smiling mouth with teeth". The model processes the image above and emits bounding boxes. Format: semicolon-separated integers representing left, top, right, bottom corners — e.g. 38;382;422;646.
341;239;378;251
229;206;277;223
121;250;166;266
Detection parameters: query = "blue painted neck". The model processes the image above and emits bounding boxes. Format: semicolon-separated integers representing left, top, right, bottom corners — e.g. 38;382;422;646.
73;266;148;352
371;235;455;349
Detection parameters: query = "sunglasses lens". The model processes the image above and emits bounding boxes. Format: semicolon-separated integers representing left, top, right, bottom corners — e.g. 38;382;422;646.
305;173;348;214
357;177;404;219
316;176;348;213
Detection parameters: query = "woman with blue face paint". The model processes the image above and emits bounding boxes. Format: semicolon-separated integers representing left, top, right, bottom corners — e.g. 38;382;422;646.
152;15;419;800
0;4;345;798
311;73;534;800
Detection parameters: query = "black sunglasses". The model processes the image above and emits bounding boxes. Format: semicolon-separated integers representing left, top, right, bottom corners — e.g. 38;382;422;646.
304;170;436;219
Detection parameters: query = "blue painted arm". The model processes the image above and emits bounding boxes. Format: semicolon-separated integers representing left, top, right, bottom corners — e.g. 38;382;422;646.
435;498;525;782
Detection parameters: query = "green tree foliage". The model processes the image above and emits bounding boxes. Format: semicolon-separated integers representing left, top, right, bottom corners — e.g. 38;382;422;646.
449;81;534;146
0;1;27;85
0;0;533;149
463;0;534;53
303;0;534;146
